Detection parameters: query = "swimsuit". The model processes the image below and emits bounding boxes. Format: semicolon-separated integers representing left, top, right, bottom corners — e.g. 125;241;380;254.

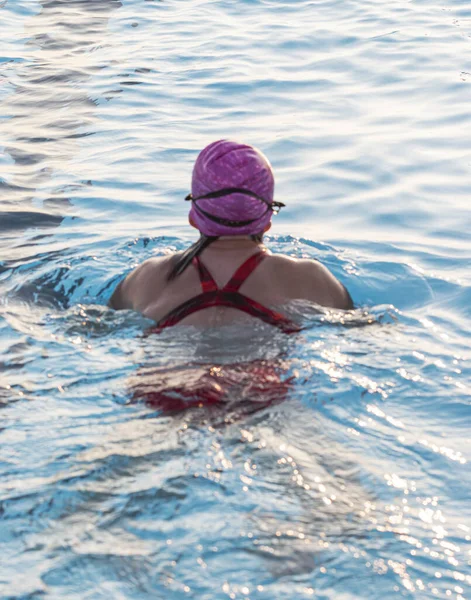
150;250;301;334
130;360;294;413
137;251;299;412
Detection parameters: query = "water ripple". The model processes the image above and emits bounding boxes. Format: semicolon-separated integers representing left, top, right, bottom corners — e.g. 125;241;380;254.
1;0;470;598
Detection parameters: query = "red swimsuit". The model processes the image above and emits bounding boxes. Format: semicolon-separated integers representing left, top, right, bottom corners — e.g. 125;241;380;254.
151;250;301;334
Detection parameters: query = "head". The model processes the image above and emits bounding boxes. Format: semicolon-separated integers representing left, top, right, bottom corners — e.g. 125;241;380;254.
167;140;283;281
187;140;282;237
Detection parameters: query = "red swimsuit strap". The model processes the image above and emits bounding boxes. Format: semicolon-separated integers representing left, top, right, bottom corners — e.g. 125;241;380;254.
192;250;266;293
192;255;218;292
151;290;300;334
150;249;301;334
222;251;267;293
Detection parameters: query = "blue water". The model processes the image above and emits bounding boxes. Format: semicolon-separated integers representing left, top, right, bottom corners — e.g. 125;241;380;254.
1;0;470;598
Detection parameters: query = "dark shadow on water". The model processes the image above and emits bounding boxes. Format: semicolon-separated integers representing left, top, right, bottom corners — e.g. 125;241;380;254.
0;210;64;231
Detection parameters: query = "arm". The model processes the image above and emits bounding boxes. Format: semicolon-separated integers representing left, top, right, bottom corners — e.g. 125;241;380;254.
299;260;354;310
340;283;354;310
108;278;128;310
108;255;174;311
108;261;151;311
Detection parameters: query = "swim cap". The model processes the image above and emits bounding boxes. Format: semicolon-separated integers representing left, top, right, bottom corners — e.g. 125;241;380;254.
188;140;278;237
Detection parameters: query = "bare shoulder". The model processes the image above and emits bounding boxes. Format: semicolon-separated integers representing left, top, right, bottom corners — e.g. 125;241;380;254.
109;254;174;310
269;253;353;310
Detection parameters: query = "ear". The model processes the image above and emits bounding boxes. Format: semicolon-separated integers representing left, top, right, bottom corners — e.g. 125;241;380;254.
263;222;272;233
189;215;198;229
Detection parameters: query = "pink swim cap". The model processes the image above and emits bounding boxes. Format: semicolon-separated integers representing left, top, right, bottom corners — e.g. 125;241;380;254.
188;140;281;237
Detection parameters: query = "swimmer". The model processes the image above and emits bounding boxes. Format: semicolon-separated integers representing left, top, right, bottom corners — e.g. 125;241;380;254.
109;139;353;332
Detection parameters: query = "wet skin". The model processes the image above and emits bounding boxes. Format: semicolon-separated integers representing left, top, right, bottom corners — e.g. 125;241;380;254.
110;236;353;328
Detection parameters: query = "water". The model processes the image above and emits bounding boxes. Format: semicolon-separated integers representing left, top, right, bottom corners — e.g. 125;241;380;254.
1;0;470;598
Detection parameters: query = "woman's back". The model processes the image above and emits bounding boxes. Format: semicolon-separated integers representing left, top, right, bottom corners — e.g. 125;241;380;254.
110;238;352;329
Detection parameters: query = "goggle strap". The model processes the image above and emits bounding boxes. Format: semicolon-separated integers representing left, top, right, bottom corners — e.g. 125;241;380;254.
192;201;268;228
185;188;286;219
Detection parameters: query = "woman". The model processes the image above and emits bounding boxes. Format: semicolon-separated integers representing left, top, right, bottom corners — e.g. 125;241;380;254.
109;139;353;332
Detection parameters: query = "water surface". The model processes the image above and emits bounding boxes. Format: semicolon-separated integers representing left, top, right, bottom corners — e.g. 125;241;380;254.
0;0;470;598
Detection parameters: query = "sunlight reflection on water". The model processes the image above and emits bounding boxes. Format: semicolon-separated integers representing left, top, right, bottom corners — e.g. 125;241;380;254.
1;0;470;598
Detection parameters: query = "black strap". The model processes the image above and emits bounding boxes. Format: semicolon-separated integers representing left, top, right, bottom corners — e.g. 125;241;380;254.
185;188;285;227
186;187;272;206
192;201;268;228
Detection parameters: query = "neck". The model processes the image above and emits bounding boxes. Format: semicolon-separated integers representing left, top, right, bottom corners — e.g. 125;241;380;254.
205;235;263;250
